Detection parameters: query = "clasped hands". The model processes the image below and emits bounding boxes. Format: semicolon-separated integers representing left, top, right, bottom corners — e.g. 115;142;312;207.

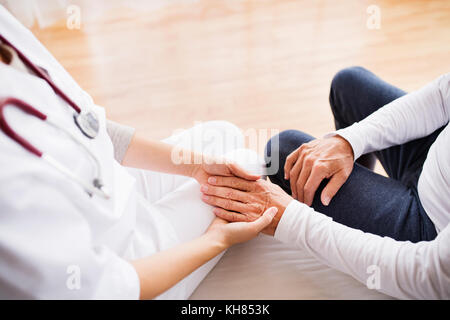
201;176;292;236
191;157;292;238
193;135;354;244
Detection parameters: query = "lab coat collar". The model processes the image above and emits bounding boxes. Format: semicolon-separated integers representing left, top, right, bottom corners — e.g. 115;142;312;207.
0;5;93;117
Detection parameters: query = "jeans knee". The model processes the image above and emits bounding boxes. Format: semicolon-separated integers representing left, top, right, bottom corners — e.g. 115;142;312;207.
331;66;368;93
329;66;371;126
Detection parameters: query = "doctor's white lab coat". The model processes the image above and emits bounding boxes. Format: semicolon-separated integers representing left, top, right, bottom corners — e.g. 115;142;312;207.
0;6;190;299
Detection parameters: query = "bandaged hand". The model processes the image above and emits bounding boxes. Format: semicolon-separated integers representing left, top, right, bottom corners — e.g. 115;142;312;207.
200;177;293;236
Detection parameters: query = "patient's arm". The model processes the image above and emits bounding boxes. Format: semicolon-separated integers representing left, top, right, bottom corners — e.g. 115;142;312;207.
121;133;260;185
199;176;450;299
131;208;277;299
335;73;450;161
275;200;450;300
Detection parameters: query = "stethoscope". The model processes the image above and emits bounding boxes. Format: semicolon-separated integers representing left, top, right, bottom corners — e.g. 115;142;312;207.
0;34;110;199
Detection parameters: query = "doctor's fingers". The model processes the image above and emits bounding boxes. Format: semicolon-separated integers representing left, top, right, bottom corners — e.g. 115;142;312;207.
213;207;278;231
226;162;260;181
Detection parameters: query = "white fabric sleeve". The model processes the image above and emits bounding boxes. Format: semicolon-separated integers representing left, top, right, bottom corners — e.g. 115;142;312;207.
328;74;450;159
106;120;135;163
275;200;450;299
0;176;140;299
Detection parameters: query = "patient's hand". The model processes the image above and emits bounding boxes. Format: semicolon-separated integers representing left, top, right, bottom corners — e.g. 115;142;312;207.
284;136;354;206
200;177;292;236
191;156;260;186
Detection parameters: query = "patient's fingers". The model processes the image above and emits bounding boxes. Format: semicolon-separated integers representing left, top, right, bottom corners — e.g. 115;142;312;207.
320;171;347;206
212;207;250;222
202;194;249;213
296;157;312;203
201;185;248;203
207;176;254;191
289;153;304;199
303;165;328;206
284;147;300;180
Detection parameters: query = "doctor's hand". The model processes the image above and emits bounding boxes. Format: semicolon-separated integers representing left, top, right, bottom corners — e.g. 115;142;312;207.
284;136;354;206
201;177;293;236
191;156;260;186
205;207;278;248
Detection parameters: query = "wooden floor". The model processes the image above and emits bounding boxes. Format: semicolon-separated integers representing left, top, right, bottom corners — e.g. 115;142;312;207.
31;0;450;161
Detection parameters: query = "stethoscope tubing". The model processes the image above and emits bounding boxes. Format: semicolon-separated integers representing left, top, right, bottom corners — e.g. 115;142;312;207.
42;154;109;199
0;34;110;199
0;34;81;113
0;97;46;157
0;97;110;199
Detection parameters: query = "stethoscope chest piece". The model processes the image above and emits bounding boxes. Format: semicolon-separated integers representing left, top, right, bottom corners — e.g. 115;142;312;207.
74;110;100;139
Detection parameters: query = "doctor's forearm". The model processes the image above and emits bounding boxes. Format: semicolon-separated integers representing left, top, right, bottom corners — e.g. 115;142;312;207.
131;233;227;300
122;134;201;178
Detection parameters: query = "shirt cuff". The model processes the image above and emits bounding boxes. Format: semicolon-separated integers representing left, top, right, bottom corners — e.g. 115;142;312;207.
324;124;365;161
274;200;307;243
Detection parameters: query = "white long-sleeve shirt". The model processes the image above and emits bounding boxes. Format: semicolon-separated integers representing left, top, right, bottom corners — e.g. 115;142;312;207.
275;201;450;299
336;73;450;233
275;74;450;299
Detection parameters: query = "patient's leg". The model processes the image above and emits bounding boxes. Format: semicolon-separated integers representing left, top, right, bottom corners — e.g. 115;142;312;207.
265;130;437;242
328;66;406;170
329;66;444;188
